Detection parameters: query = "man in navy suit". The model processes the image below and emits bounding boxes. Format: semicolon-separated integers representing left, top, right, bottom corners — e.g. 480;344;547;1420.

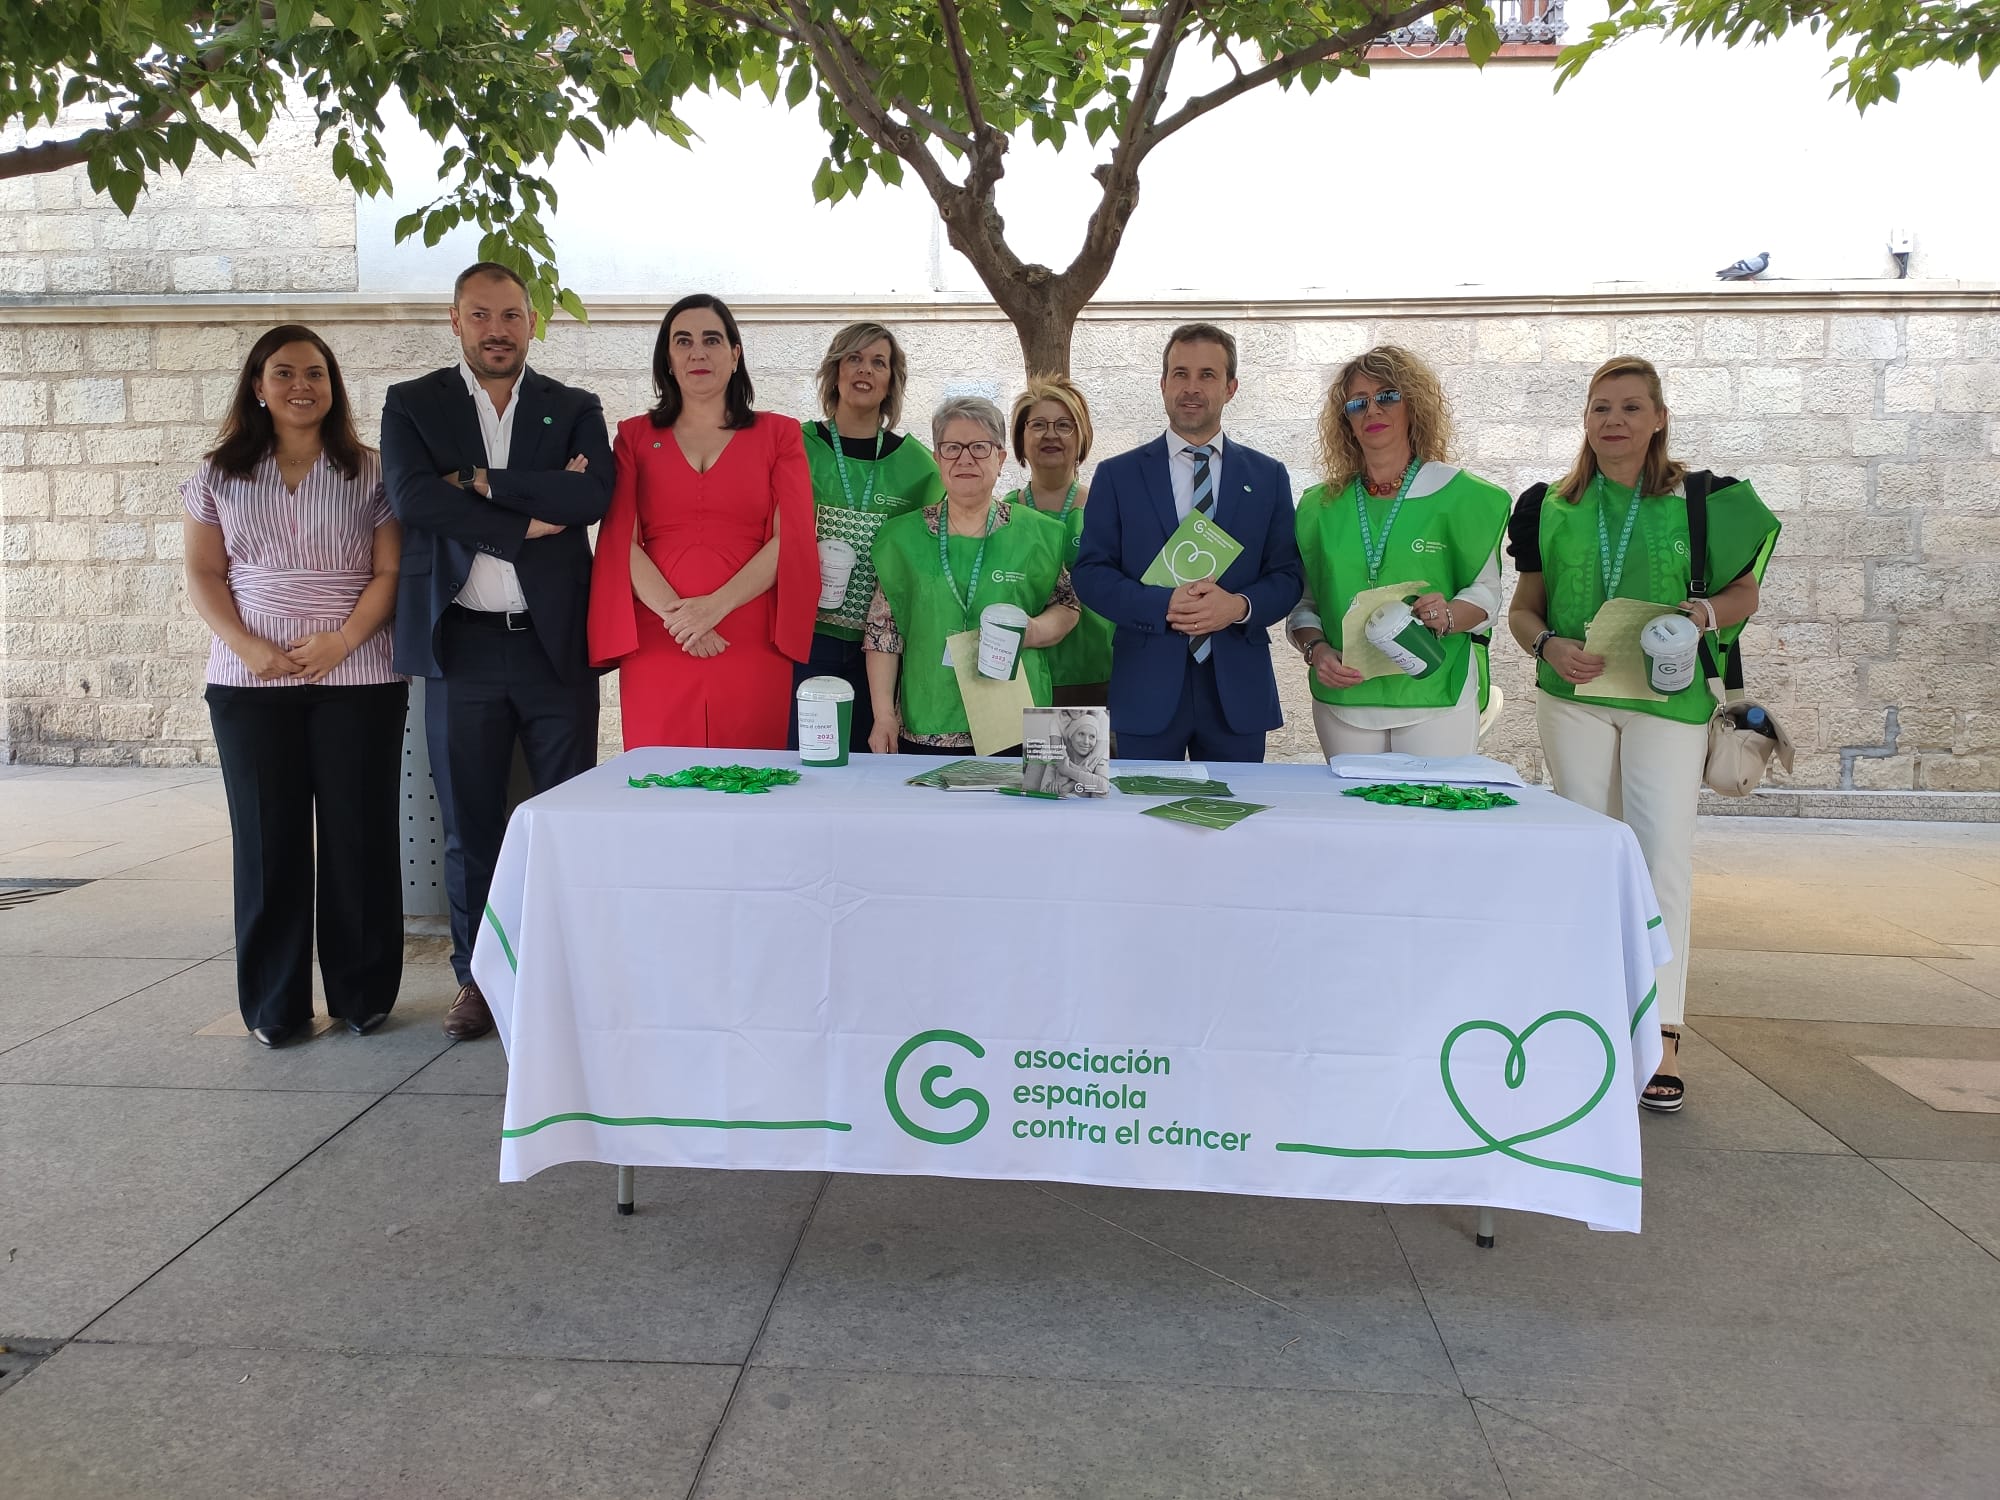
1074;323;1303;762
381;262;614;1039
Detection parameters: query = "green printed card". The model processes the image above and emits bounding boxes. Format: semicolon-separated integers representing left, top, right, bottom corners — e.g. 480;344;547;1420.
1142;796;1269;831
1111;775;1235;797
1140;511;1244;588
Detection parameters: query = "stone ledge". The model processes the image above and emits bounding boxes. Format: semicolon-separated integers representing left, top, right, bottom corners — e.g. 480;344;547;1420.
1698;788;2000;822
2;283;1998;325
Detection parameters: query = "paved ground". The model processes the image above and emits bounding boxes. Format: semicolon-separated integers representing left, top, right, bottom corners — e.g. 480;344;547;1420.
1;765;1997;1499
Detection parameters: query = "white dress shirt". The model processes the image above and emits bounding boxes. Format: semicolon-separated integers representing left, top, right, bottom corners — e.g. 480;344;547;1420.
452;358;530;614
1164;429;1227;522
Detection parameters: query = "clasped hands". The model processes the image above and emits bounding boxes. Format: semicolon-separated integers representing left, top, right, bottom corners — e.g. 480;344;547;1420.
658;594;729;658
240;629;352;684
1166;578;1248;637
442;454;589;538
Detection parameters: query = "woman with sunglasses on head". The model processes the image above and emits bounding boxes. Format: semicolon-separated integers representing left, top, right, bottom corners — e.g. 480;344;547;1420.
790;322;946;754
1004;376;1113;706
1507;355;1779;1114
864;396;1080;755
1286;346;1509;757
181;324;406;1047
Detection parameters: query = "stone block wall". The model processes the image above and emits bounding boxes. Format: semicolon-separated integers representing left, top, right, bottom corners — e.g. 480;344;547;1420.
2;298;1997;784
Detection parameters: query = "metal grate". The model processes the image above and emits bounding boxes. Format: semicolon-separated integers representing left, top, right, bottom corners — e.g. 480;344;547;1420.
0;877;93;911
1389;0;1567;48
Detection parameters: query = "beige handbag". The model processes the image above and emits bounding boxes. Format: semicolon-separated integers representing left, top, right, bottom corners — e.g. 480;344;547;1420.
1704;697;1795;797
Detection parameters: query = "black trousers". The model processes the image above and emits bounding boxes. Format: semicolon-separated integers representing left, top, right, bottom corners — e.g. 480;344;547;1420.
206;681;409;1031
426;610;599;984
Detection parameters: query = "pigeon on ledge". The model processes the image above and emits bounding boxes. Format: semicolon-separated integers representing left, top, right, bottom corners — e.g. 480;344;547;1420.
1716;252;1770;281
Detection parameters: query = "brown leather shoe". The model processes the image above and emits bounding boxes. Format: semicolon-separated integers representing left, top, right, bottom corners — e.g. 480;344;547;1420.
443;981;494;1041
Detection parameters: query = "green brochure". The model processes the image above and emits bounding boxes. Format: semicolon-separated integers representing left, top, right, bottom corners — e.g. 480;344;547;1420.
1140;511;1244;588
1111;775;1236;797
1142;796;1269;831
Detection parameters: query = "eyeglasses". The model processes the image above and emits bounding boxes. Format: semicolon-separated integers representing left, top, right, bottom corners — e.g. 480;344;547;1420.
1342;390;1404;417
938;440;1002;461
1024;418;1077;438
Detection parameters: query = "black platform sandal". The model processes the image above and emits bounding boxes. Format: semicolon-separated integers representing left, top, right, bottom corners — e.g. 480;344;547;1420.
1641;1026;1685;1114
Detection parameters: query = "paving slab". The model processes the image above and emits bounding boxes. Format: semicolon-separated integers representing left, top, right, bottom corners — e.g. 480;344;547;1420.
0;875;234;959
754;1173;1459;1397
0;958;460;1093
0;1083;372;1339
0;1341;735;1500
1390;1148;2000;1425
85;1092;826;1363
0;955;198;1053
395;1031;510;1096
1691;875;1959;958
1921;944;2000;1001
1874;1158;2000;1257
1856;1054;2000;1112
1695;1017;2000;1162
1686;948;2000;1028
1637;1026;1850;1156
1476;1397;2000;1500
696;1367;1505;1500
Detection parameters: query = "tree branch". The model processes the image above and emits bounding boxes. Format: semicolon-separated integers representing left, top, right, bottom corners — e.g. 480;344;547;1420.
936;0;992;147
711;4;798;44
1142;4;1449;153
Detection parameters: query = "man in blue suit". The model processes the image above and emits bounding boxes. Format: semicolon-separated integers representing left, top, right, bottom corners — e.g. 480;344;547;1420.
1074;324;1303;762
381;262;614;1039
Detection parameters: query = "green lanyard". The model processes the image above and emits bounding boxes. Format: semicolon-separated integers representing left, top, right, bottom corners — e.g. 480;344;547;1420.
829;426;884;510
938;501;997;630
1008;481;1078;522
1594;473;1644;598
1353;460;1421;583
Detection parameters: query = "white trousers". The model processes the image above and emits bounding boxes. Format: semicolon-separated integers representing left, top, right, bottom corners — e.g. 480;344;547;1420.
1312;700;1480;757
1536;692;1708;1027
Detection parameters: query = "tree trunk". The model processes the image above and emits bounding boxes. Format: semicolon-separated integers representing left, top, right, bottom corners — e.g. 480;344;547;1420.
1005;290;1078;380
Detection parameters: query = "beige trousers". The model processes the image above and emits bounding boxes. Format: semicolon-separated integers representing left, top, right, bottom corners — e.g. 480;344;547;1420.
1311;700;1481;757
1536;692;1709;1027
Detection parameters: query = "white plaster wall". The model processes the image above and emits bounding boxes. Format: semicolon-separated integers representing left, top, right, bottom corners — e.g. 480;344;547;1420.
358;8;2000;300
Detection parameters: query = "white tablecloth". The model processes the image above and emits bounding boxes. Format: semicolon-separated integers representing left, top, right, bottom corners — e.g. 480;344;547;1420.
475;750;1669;1231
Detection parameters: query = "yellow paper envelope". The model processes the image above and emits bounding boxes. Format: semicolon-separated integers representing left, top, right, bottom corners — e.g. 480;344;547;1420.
946;630;1037;755
1336;580;1432;681
1574;597;1668;702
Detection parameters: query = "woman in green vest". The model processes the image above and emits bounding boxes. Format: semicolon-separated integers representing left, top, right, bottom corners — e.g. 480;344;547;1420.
1005;375;1113;705
791;322;945;753
865;396;1080;754
1507;355;1780;1114
1286;346;1509;756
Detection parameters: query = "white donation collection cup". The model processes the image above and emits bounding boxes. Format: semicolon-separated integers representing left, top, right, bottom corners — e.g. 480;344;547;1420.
795;676;855;765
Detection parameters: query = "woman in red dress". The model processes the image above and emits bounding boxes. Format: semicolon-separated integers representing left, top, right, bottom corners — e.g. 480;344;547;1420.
588;294;817;747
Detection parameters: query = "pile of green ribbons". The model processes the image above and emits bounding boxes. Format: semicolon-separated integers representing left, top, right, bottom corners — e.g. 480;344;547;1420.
1341;782;1518;811
628;766;803;795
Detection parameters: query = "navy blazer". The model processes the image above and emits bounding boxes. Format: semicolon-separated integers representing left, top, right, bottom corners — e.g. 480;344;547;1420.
1073;434;1303;737
380;366;615;682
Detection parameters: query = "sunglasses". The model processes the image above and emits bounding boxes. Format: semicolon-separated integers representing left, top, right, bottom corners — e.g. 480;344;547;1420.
1342;390;1404;417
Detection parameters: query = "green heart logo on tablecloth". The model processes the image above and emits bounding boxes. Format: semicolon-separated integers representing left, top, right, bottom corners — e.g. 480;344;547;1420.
1276;1008;1637;1186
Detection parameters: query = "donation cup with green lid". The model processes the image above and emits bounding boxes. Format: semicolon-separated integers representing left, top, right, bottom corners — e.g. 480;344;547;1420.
796;676;854;765
1363;597;1445;679
1640;612;1702;694
978;603;1030;680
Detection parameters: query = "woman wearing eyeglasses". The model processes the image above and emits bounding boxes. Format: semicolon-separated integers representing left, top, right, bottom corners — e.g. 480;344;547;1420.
865;396;1080;754
1004;376;1113;706
1286;346;1510;757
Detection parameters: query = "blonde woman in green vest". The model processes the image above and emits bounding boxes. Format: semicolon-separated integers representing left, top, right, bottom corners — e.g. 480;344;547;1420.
1286;346;1509;756
864;396;1080;754
1006;375;1113;706
1507;355;1780;1114
790;322;945;754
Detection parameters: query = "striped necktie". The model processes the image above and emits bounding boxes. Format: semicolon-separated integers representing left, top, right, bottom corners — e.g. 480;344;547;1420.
1186;444;1215;660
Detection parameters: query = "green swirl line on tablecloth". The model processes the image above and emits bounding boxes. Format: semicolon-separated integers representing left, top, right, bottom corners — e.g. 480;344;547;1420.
483;904;517;973
628;766;803;793
1340;782;1518;810
1276;1009;1640;1187
501;1112;852;1139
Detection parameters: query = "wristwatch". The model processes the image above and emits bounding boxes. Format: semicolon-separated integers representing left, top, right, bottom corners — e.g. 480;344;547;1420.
1532;629;1555;661
1301;638;1329;667
457;464;478;488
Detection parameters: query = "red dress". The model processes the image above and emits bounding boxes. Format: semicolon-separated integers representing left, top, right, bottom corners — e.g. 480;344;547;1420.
588;412;818;749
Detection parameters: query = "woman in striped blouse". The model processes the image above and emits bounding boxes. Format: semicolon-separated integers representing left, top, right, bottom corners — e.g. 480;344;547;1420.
181;324;406;1048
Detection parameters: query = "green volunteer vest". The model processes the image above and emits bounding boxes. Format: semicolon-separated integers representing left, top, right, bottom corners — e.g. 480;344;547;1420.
805;423;946;641
871;503;1069;737
1003;487;1113;687
1537;475;1780;725
1294;464;1510;711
